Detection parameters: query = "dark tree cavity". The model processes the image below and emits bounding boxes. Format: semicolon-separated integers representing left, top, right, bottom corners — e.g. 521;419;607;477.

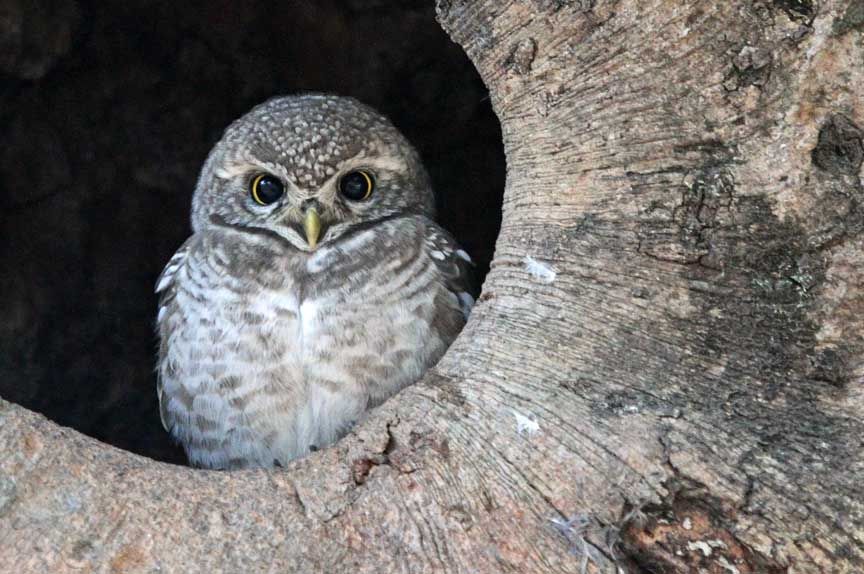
0;0;505;463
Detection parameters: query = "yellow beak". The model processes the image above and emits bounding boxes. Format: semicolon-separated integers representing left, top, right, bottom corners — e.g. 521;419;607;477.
303;208;321;249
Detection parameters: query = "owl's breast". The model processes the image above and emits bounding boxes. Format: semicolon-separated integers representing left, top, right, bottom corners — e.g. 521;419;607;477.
157;223;463;468
296;230;459;405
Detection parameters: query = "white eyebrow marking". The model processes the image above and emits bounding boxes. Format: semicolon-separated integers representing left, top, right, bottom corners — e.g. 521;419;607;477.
331;147;410;176
214;164;248;180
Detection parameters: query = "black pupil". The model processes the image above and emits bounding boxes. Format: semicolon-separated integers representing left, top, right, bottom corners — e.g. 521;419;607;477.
255;176;284;204
340;172;371;200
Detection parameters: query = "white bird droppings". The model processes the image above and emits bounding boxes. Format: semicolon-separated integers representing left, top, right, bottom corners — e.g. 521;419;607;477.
523;256;556;283
512;409;540;436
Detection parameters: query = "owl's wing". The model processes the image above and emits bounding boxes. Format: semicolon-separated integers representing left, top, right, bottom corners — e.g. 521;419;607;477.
423;221;476;320
155;238;195;297
154;236;197;432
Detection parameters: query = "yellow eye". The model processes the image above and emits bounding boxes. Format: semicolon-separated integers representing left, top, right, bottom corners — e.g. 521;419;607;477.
250;174;285;205
339;170;374;201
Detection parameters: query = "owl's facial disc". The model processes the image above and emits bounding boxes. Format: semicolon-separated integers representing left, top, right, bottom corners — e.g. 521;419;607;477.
214;153;418;252
192;95;436;245
258;159;393;250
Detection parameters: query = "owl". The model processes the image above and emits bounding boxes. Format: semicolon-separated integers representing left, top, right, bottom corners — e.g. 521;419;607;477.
155;95;474;470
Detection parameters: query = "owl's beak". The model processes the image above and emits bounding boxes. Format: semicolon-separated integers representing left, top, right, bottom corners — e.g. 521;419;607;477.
303;207;321;249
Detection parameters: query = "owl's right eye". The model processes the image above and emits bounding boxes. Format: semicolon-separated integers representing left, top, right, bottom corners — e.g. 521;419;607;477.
250;174;285;205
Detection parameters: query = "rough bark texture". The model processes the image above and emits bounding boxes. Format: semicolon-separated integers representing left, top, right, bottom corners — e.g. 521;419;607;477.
2;1;864;573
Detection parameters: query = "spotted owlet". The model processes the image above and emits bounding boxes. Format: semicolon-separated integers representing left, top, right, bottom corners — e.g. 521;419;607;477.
155;95;474;469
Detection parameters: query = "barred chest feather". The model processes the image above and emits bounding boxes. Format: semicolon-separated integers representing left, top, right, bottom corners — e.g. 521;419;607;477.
156;217;472;469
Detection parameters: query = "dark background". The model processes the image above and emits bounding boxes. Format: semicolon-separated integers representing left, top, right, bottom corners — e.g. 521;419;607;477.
0;0;504;464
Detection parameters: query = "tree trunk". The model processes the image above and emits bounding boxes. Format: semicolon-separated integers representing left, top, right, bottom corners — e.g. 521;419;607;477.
2;1;863;572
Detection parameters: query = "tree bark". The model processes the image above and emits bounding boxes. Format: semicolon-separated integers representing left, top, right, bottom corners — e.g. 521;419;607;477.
2;1;863;572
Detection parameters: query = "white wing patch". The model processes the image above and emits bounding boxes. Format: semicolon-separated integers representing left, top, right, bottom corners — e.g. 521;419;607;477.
156;245;190;294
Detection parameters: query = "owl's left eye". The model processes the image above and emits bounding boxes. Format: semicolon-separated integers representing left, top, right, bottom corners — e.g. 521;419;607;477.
339;170;374;201
250;174;285;205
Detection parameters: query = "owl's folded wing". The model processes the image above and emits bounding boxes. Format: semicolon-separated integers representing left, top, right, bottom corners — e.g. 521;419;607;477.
154;236;198;433
155;238;196;297
423;222;476;321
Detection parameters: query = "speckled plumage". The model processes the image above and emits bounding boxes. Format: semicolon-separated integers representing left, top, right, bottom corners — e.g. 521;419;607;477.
155;95;473;469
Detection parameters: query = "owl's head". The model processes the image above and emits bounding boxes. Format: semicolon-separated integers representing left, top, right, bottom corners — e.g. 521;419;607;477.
191;94;434;250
